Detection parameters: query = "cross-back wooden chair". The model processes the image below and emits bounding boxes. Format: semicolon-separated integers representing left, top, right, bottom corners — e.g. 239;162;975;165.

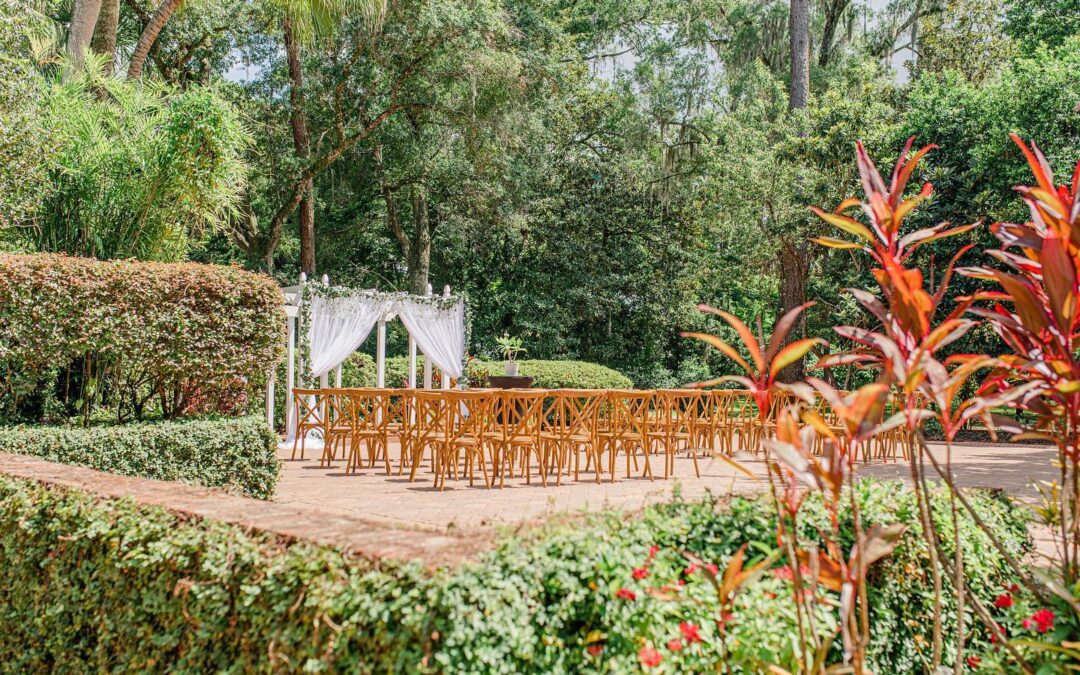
490;389;549;487
388;389;415;476
409;391;449;483
290;388;324;460
438;389;495;490
541;389;602;484
597;390;654;482
321;389;356;466
648;389;703;478
341;389;392;475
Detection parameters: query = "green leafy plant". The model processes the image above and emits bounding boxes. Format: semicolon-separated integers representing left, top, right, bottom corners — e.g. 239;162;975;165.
0;416;280;498
0;475;1028;672
494;333;527;363
0;253;286;423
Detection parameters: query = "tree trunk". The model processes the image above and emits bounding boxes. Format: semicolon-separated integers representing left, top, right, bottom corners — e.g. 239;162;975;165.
90;0;119;75
776;0;812;383
818;0;849;68
788;0;810;111
776;242;810;381
67;0;103;69
407;189;430;295
127;0;184;79
283;18;317;275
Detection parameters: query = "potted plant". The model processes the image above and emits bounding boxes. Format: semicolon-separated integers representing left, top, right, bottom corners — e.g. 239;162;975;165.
495;333;527;376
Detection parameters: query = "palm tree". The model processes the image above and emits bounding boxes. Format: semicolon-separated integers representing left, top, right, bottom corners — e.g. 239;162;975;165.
127;0;185;79
66;0;102;68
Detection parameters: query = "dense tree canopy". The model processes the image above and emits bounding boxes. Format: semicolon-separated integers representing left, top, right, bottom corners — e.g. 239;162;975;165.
1;0;1078;384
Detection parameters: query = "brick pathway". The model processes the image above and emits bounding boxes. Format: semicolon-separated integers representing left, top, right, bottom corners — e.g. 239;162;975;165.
274;439;1059;531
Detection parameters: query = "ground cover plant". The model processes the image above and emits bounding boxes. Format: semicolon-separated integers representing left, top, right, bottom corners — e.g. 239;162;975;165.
0;473;1028;672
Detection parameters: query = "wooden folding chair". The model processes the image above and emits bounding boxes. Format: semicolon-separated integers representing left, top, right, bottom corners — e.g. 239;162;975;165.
321;389;355;466
597;390;654;482
648;389;703;478
490;389;549;487
542;389;602;484
290;388;324;460
409;391;449;483
439;390;494;490
343;389;392;475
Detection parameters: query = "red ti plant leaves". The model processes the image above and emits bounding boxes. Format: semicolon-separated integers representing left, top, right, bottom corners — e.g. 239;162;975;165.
682;302;823;421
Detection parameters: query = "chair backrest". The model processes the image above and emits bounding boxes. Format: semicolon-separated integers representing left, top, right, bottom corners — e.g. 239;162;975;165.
654;389;703;434
292;388;324;422
443;390;494;442
605;390;652;436
341;389;391;432
497;389;549;441
414;391;449;441
547;389;602;438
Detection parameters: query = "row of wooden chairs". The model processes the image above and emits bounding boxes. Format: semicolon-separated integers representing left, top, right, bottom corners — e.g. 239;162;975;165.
290;387;911;490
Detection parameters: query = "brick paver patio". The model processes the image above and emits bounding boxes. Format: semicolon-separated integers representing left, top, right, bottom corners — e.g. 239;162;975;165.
275;440;1058;532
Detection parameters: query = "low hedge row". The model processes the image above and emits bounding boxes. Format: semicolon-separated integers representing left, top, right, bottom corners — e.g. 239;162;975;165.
338;354;634;390
0;476;1029;672
0;416;279;499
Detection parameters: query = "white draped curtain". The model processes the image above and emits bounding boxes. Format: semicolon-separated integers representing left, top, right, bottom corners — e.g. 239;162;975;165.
307;294;389;378
393;297;466;379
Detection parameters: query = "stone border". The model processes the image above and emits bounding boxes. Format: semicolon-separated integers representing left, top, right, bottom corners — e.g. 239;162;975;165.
0;452;487;566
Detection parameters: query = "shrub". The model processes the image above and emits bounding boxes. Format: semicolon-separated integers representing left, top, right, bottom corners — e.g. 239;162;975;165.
467;359;633;389
0;477;1029;671
0;416;280;499
0;253;286;422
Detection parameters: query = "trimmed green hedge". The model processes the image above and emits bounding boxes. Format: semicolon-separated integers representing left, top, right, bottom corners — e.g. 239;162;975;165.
339;355;634;390
0;253;286;422
0;477;1029;671
0;416;279;499
467;359;634;389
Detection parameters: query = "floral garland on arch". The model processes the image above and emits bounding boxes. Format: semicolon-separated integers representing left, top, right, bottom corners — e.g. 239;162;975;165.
296;281;469;386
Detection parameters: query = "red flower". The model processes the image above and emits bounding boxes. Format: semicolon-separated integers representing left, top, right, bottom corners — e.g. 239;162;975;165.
764;591;777;600
773;565;794;581
1021;618;1032;631
666;638;683;652
966;655;981;669
633;567;649;580
705;563;719;575
586;643;603;656
994;593;1013;608
679;621;703;643
615;588;636;601
683;564;697;576
1031;609;1055;633
638;646;663;668
1008;583;1020;594
648;545;660;559
677;579;687;586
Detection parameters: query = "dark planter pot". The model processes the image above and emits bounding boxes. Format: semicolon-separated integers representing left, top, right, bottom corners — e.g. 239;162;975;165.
486;375;534;389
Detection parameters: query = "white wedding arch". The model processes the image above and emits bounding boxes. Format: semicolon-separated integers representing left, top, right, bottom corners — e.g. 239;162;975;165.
265;273;466;446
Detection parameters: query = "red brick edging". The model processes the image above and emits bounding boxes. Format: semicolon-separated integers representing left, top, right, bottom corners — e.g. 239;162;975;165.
0;452;484;566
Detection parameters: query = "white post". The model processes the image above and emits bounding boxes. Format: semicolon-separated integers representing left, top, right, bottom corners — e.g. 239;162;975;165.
408;336;417;388
333;365;342;388
376;318;387;387
422;283;433;389
282;274;302;443
441;284;452;389
265;369;275;429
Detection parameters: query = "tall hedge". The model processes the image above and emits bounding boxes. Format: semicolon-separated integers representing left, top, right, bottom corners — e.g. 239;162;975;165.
0;416;280;499
337;355;634;390
0;253;286;422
